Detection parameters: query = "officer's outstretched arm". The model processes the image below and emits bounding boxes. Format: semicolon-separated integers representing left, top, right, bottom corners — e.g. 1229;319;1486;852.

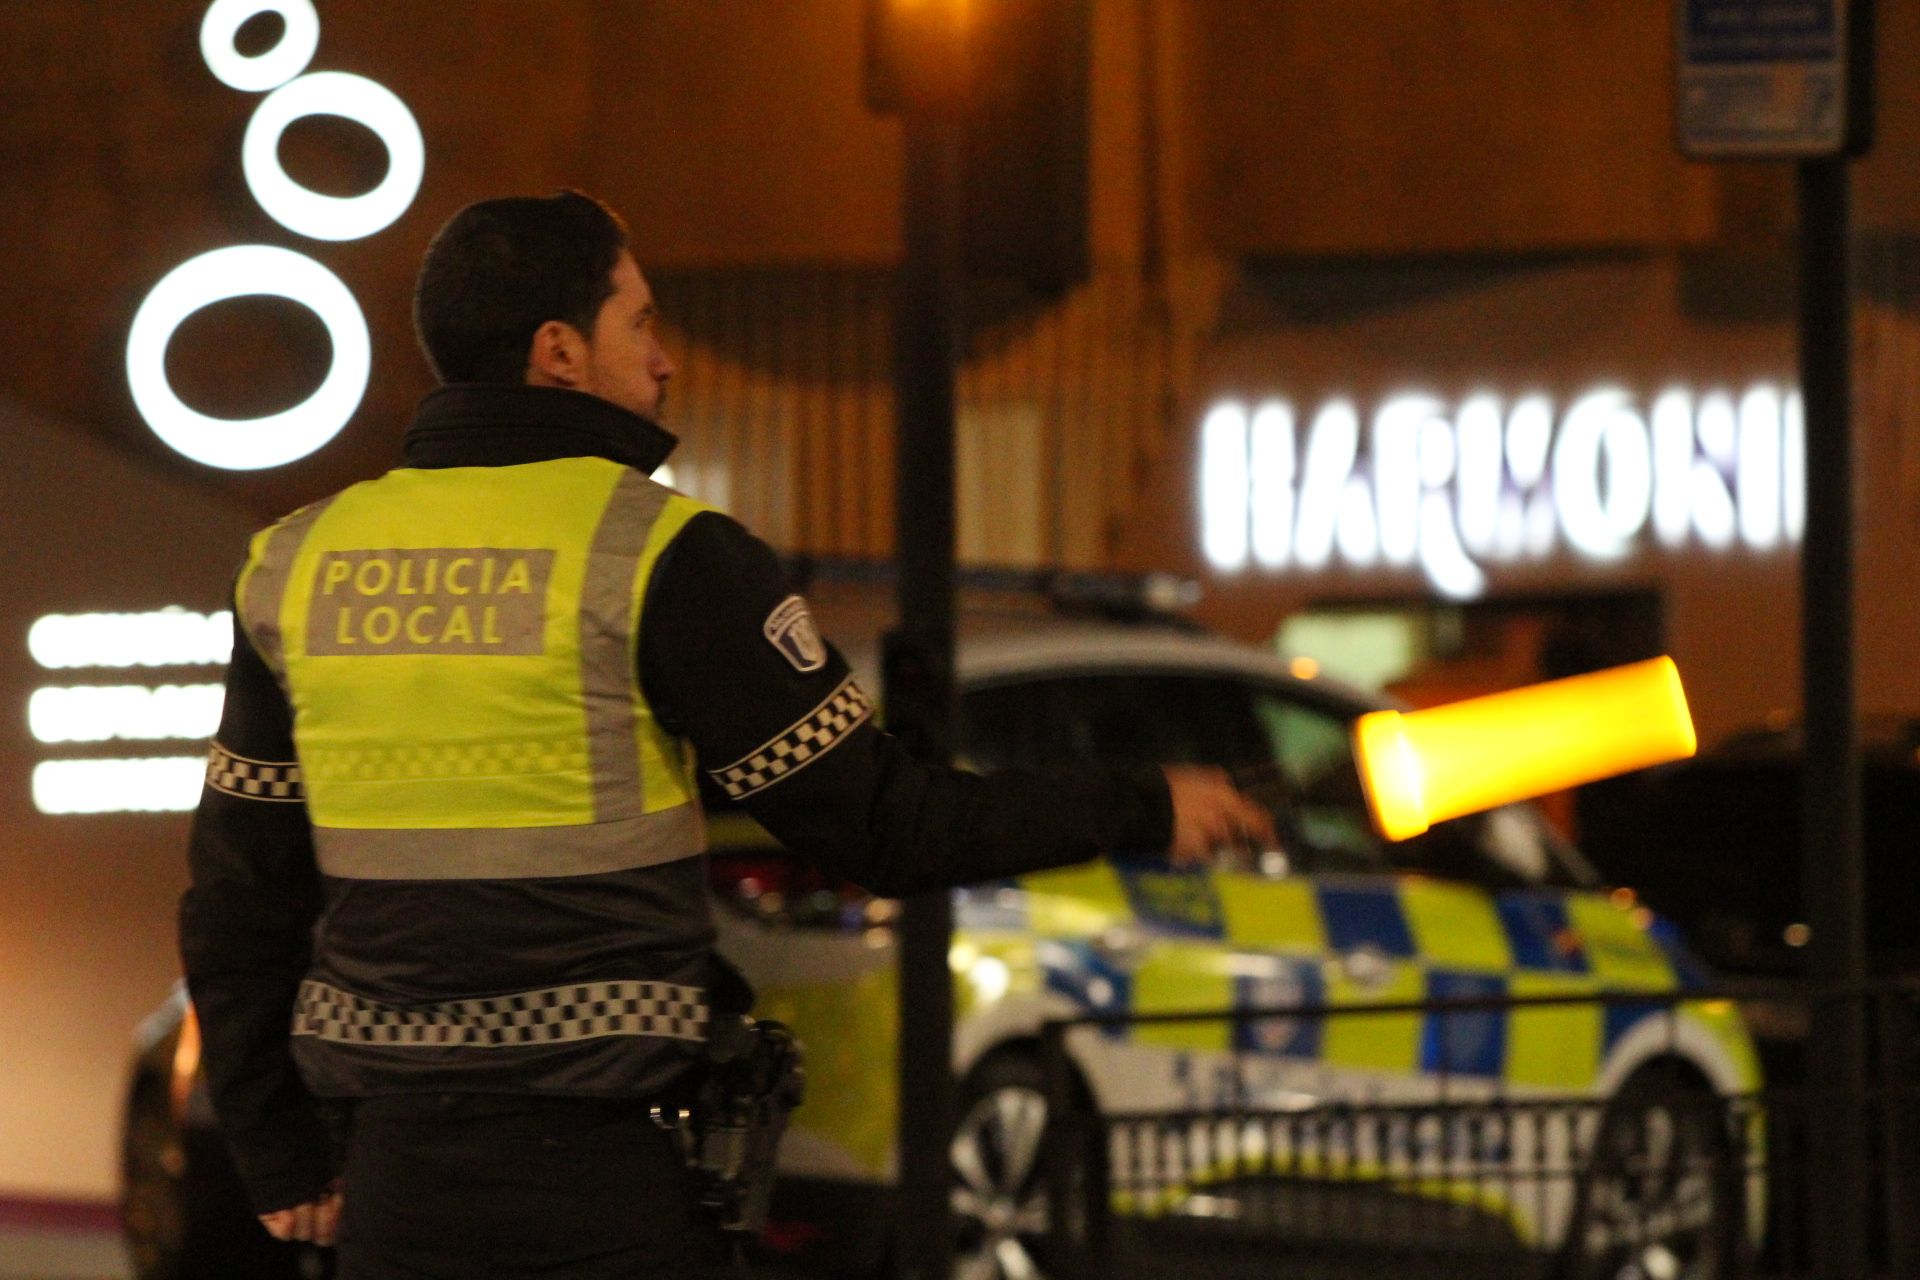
1164;765;1277;866
639;515;1259;895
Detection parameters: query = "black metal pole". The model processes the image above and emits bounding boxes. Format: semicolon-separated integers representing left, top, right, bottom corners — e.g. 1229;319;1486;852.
1797;153;1868;1280
888;109;964;1280
1041;1018;1103;1280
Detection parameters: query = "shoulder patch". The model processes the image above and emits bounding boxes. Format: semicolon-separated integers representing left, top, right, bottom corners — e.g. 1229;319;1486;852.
763;595;828;673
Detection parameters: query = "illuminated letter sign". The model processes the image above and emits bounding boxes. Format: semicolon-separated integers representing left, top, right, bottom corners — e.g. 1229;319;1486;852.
1200;384;1804;598
1551;389;1653;562
128;0;423;471
28;609;233;815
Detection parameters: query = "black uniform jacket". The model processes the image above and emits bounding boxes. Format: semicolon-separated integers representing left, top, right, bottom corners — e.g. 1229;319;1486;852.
178;383;1174;1213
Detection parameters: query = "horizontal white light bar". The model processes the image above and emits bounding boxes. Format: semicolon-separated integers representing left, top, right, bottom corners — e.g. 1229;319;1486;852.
28;609;233;670
29;684;225;744
32;758;207;815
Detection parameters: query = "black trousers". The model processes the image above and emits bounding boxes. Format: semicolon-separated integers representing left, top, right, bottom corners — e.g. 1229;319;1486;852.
332;1094;732;1280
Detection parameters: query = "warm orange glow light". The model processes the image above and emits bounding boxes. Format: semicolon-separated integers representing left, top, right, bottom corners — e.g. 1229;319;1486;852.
887;0;972;28
1352;657;1697;841
170;1002;203;1123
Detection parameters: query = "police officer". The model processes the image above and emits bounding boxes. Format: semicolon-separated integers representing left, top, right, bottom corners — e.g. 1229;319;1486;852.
179;190;1274;1280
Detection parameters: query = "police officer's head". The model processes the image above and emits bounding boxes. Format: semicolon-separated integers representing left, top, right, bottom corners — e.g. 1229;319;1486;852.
414;190;677;420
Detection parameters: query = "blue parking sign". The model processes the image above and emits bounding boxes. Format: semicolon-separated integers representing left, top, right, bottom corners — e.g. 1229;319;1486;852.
1686;0;1837;63
1676;0;1861;157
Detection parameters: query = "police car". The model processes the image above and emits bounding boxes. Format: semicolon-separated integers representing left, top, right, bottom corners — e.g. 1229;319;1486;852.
713;574;1759;1280
120;572;1757;1280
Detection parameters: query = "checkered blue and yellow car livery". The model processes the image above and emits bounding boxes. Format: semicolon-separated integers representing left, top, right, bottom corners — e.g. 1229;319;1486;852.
995;862;1757;1092
720;834;1760;1245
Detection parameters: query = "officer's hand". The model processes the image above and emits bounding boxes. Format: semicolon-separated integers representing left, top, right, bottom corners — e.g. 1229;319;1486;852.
258;1180;342;1247
1162;766;1277;868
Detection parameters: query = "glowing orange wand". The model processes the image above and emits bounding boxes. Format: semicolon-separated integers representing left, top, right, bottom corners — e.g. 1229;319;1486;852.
1352;657;1697;841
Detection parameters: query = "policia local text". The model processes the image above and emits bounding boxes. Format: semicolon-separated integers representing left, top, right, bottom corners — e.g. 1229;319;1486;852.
303;548;554;655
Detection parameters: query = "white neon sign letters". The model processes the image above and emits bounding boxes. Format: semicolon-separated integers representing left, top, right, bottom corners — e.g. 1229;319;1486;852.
28;609;233;815
1201;384;1804;599
128;1;422;471
28;608;234;669
33;759;212;816
30;685;226;745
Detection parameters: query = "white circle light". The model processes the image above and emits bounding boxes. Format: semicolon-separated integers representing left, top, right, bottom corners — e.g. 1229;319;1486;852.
243;71;425;242
126;244;370;471
200;0;320;93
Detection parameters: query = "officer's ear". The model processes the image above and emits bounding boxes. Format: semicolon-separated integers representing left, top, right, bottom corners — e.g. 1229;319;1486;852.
524;319;592;389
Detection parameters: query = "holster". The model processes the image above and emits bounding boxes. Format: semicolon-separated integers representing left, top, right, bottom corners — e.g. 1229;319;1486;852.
655;1015;806;1236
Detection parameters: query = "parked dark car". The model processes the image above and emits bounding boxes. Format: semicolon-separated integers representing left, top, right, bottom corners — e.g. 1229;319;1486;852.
1579;717;1920;981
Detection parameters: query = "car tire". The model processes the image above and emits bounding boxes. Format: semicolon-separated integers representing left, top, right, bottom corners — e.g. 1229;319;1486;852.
949;1049;1098;1280
1558;1062;1741;1280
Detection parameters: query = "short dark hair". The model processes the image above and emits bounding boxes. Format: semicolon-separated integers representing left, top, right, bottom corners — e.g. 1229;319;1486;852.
413;190;629;384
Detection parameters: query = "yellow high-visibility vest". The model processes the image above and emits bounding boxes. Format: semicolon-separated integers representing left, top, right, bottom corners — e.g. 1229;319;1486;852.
238;457;711;881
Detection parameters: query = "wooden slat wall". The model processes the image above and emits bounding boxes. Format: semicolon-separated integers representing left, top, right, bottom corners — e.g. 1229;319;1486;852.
1178;0;1725;256
1857;238;1920;518
653;265;1173;568
642;0;1830;574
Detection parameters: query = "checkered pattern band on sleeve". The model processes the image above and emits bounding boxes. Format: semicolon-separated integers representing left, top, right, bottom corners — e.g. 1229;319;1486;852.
205;741;306;803
291;978;709;1047
710;676;874;801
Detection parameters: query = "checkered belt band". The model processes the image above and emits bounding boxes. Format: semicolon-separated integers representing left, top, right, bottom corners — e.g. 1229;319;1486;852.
205;741;305;802
292;978;709;1048
710;675;874;801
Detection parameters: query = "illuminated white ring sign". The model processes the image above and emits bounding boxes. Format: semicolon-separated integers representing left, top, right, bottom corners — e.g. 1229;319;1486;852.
131;4;422;470
243;71;425;242
126;245;370;471
200;0;319;92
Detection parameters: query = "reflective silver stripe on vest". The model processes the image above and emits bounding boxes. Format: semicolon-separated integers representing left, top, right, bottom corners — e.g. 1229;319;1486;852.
242;495;338;684
292;977;708;1047
311;802;705;880
580;471;673;823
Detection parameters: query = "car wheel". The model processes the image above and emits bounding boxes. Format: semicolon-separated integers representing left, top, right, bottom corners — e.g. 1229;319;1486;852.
1560;1063;1740;1280
949;1051;1093;1280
